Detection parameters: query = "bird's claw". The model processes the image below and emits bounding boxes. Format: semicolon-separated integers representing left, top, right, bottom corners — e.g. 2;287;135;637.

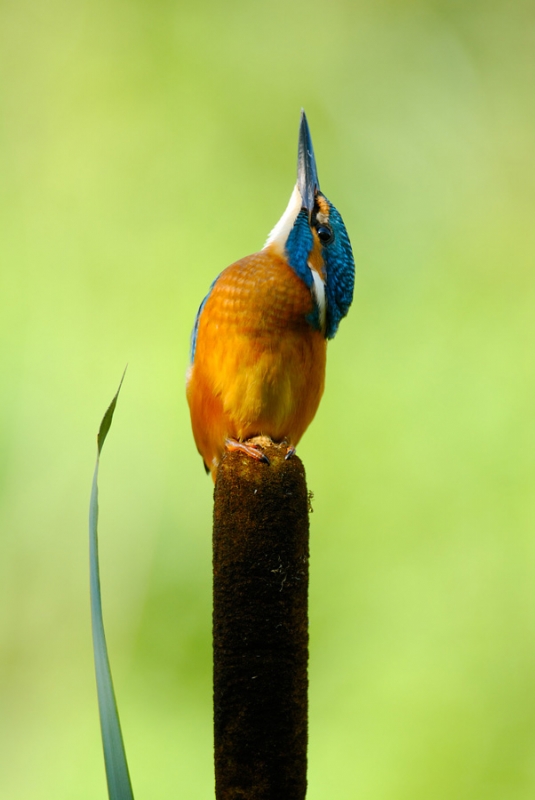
225;438;271;466
285;446;296;460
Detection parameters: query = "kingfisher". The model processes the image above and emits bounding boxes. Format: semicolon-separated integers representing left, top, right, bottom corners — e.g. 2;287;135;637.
186;111;355;480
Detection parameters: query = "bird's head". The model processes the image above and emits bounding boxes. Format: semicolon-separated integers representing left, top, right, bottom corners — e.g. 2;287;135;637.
264;110;355;340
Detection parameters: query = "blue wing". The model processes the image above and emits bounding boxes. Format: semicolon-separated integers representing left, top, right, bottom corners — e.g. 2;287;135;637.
189;276;219;363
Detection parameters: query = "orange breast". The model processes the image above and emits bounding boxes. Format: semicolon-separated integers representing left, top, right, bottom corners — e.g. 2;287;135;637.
186;248;327;478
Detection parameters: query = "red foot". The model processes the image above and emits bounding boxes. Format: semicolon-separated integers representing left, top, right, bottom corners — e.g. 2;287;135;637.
225;438;270;465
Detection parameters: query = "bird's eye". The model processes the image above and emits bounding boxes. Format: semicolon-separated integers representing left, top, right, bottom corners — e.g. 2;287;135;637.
316;225;334;244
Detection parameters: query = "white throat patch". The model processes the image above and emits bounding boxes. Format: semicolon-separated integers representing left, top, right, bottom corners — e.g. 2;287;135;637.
310;266;326;333
263;184;303;254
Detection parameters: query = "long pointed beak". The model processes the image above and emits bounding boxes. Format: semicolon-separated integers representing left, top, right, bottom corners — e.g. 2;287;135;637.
297;109;320;214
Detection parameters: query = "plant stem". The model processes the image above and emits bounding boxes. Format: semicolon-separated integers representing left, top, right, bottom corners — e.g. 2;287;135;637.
213;441;309;800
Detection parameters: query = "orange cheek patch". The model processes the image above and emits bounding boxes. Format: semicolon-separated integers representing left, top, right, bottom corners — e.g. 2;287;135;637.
316;194;330;218
308;231;326;280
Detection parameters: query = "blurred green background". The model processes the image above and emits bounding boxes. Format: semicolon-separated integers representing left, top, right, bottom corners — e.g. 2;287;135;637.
1;0;534;797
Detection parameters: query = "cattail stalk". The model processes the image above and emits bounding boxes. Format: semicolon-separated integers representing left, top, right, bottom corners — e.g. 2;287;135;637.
212;441;309;800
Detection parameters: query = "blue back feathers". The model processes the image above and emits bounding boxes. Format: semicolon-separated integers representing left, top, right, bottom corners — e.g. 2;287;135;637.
190;277;217;362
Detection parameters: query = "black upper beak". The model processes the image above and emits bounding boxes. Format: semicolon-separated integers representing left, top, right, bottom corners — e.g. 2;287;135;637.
297;109;320;214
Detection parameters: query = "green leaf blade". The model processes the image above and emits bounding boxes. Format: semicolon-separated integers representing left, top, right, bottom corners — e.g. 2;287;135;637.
97;368;127;455
89;375;135;800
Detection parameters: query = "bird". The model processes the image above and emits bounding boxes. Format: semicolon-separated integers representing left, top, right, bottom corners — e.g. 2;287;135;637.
186;110;355;481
